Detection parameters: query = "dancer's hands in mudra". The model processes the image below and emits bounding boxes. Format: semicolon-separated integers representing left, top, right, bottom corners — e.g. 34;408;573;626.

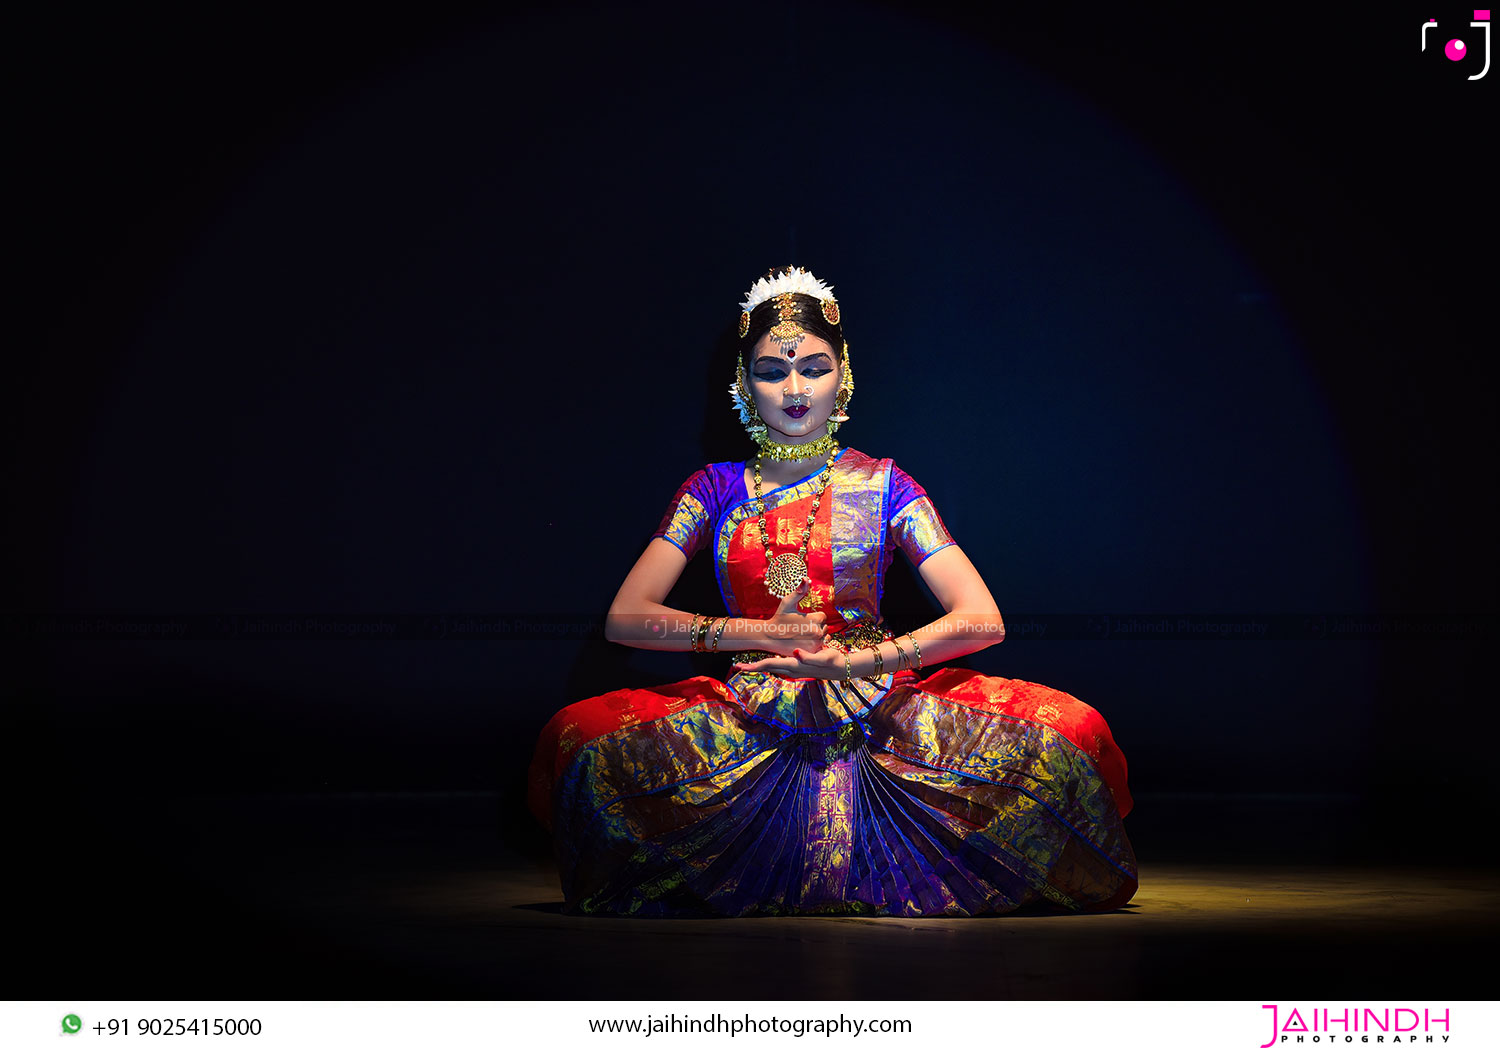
732;579;844;679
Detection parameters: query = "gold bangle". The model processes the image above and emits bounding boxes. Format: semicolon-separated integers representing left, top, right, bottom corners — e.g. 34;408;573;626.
890;636;909;672
906;632;923;672
709;617;729;652
844;647;852;682
870;644;884;677
688;613;702;652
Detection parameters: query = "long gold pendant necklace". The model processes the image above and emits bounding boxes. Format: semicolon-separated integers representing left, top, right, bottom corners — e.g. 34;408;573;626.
753;441;840;599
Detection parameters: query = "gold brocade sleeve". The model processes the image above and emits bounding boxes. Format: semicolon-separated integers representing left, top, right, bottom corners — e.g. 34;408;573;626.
652;470;714;559
889;494;955;566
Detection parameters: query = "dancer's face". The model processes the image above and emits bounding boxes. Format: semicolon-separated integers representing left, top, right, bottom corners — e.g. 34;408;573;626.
746;332;840;446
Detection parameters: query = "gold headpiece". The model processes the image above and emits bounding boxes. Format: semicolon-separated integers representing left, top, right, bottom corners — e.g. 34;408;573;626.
737;266;841;341
768;293;803;345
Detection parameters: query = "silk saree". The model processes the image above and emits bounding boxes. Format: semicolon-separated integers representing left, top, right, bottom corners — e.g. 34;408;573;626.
527;447;1136;916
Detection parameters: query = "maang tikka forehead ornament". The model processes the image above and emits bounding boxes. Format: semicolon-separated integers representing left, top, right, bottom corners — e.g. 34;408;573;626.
729;266;854;450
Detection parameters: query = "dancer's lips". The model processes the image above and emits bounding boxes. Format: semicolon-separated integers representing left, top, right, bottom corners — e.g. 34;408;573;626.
783;405;809;418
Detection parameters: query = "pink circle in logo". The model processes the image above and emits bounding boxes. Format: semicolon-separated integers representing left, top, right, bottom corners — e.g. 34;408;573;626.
1445;38;1467;60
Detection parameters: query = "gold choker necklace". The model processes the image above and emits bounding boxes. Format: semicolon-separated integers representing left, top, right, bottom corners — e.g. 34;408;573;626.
756;432;839;463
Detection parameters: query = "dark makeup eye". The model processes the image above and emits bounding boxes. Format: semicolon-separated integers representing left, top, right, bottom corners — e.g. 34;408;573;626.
752;367;788;381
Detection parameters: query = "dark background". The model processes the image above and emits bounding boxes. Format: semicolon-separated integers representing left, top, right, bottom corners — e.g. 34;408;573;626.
10;0;1495;966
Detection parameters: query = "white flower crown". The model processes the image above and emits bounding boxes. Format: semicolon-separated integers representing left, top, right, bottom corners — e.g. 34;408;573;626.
739;267;836;313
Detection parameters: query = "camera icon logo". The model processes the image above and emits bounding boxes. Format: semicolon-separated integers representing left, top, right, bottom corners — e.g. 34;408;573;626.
1422;12;1491;80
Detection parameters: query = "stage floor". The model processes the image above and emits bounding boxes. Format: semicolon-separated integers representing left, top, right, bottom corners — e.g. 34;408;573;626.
33;792;1499;999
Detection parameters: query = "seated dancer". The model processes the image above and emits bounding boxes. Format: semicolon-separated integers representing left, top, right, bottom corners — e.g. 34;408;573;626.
527;266;1136;916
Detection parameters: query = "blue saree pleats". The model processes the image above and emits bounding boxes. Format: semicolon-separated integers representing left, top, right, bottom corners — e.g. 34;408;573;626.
535;671;1137;917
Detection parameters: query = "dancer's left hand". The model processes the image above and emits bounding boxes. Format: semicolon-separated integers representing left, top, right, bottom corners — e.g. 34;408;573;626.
731;645;848;681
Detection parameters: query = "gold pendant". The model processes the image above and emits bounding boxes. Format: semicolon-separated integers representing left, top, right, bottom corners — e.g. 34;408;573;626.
765;553;808;597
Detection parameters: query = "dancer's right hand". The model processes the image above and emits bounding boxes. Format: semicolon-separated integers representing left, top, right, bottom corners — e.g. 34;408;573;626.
759;578;828;657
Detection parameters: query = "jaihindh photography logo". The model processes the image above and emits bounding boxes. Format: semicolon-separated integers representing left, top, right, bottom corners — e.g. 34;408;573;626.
1260;1004;1453;1046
